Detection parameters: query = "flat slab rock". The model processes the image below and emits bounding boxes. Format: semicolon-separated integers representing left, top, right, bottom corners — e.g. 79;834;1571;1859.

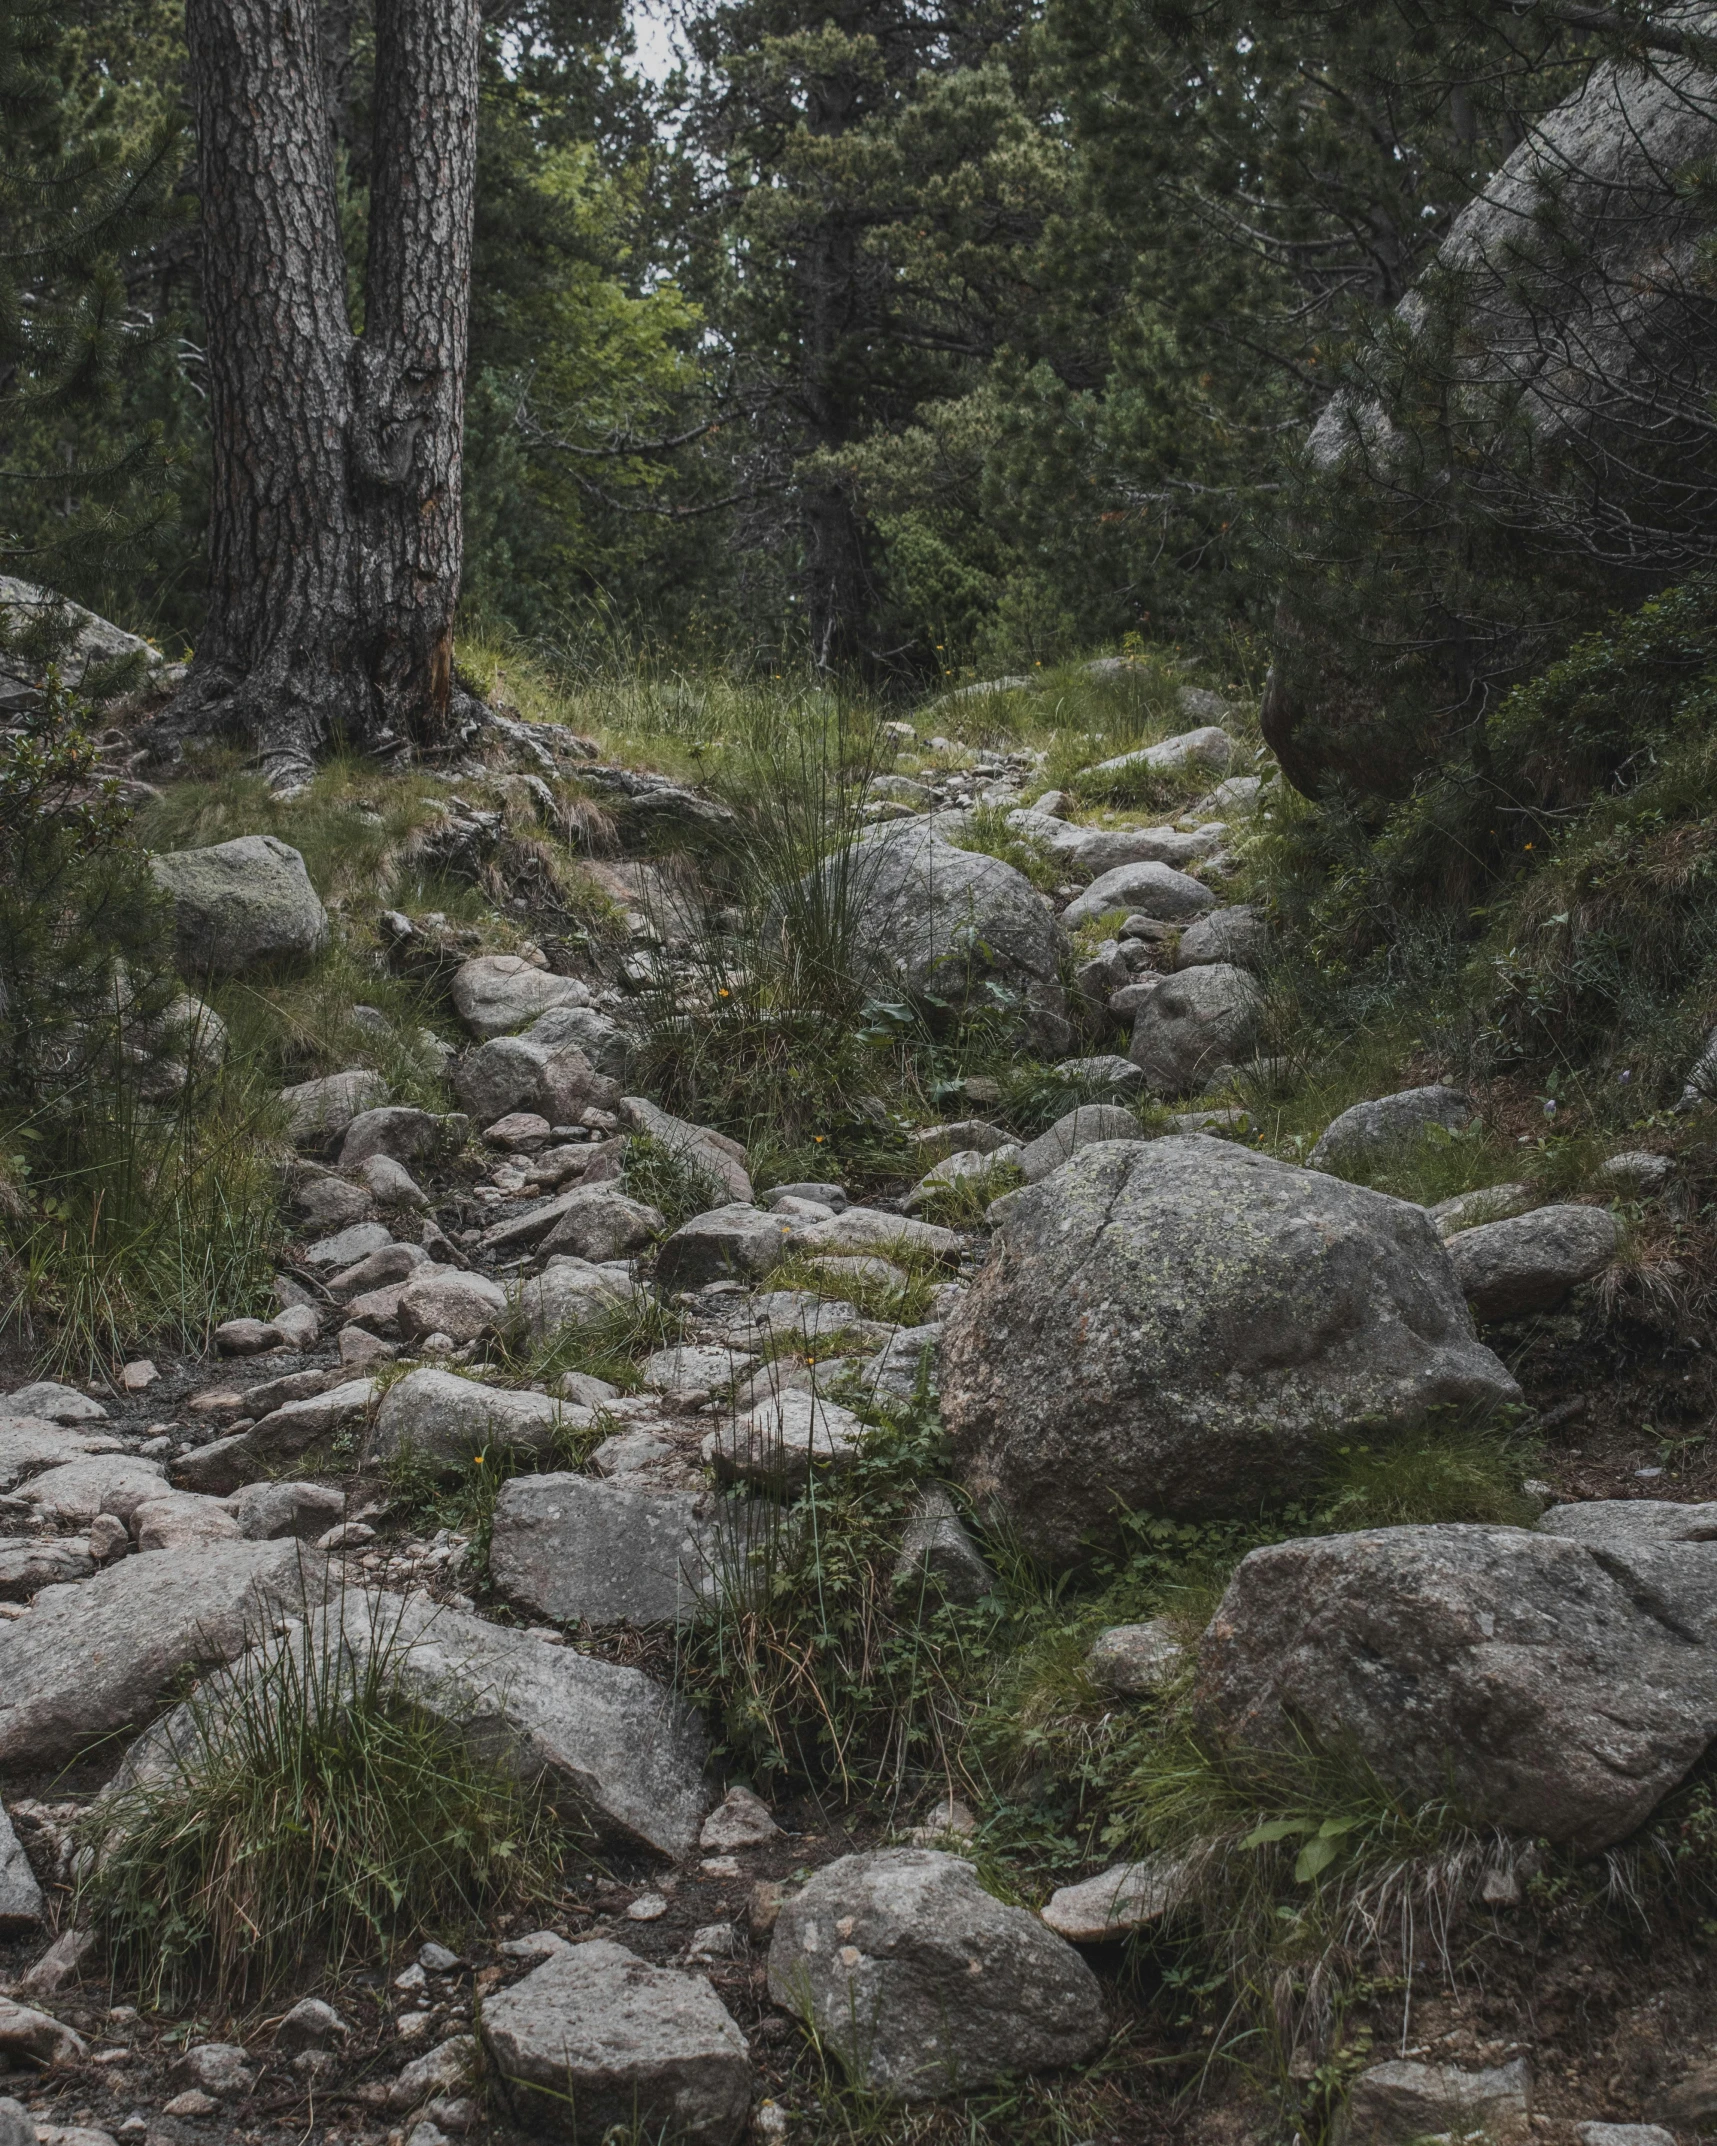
490;1473;716;1627
767;1848;1106;2100
481;1939;750;2144
0;1420;129;1492
364;1368;573;1471
0;1539;327;1767
1198;1522;1717;1850
121;1591;710;1858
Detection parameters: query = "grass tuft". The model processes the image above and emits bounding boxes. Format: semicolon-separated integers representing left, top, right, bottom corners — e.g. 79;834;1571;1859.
82;1592;564;2005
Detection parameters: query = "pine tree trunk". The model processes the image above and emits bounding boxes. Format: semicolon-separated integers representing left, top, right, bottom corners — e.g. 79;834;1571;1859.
178;0;361;787
353;0;480;754
155;0;481;787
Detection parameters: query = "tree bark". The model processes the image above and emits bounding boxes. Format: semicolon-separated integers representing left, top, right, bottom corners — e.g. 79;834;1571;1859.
353;0;480;753
180;0;360;787
158;0;481;786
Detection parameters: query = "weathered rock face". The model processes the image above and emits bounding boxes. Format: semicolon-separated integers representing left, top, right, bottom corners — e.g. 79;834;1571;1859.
513;1257;641;1343
830;821;1068;1043
0;1539;325;1766
1337;2056;1532;2146
1061;860;1217;931
14;1453;167;1523
120;1591;710;1858
280;1069;390;1146
890;1488;993;1604
0;575;163;712
654;1205;797;1290
1006;812;1222;877
151;835;328;976
1267;41;1717;800
524;1003;635;1080
767;1849;1106;2100
0;1803;43;1930
1128;963;1263;1095
449;955;592;1040
364;1369;569;1471
1308;1085;1473;1172
1446;1204;1619;1320
1197;1523;1717;1850
456;1038;618;1127
940;1137;1519;1564
1040;1852;1194;1943
538;1186;663;1263
619;1098;753;1203
490;1474;713;1627
339;1106;441;1168
1085;727;1234;781
395;1267;509;1344
481;1940;750;2145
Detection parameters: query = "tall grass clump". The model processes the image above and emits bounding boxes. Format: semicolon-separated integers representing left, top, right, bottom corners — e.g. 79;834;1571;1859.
632;692;915;1153
83;1593;564;2005
0;678;284;1368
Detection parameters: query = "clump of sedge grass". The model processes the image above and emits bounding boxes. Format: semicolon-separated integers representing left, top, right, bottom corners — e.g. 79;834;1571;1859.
82;1594;563;2006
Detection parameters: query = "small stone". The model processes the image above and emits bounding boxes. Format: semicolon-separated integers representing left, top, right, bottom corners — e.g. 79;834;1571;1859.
419;1941;461;1972
271;1302;322;1349
16;1927;94;1994
686;1922;743;1963
275;1997;348;2053
1041;1854;1194;1942
360;1153;429;1211
88;1513;130;1561
1087;1619;1184;1696
483;1113;552;1151
625;1892;669;1921
318;1521;375;1550
118;1360;158;1393
748;1880;788;1939
162;2091;218;2117
173;2042;255;2099
339;1325;398;1373
699;1785;779;1851
1578;2128;1675;2146
891;1486;992;1604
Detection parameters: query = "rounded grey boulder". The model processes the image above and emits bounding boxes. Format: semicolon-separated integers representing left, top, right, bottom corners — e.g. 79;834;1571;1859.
1446;1203;1619;1321
1127;962;1264;1096
830;821;1068;1043
1175;904;1267;972
939;1137;1519;1564
766;1848;1105;2100
151;835;328;976
1308;1084;1472;1172
1196;1522;1717;1850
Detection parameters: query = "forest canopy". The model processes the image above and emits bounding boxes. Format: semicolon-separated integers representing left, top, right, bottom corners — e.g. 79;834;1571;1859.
4;0;1715;744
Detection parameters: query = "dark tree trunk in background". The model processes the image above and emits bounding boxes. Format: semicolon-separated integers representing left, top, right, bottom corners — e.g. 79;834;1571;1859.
179;0;360;787
158;0;480;788
354;0;479;752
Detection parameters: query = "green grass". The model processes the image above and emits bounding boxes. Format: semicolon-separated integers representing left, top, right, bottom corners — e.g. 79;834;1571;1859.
621;1129;731;1230
83;1591;565;2005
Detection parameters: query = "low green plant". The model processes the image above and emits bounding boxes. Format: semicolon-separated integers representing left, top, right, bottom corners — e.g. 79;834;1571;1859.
621;1129;730;1230
909;1157;1023;1228
83;1592;564;2004
945;805;1062;893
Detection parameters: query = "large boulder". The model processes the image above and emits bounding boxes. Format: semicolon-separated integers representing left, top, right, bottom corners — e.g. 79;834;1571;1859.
1196;1522;1717;1850
0;1540;325;1766
151;835;328;976
1127;963;1264;1095
118;1590;710;1858
1446;1204;1619;1319
524;1003;635;1080
278;1072;389;1147
456;1038;618;1127
1309;1085;1473;1172
480;1941;750;2144
449;955;592;1040
829;821;1068;1043
1084;727;1233;783
766;1849;1106;2100
939;1137;1519;1564
1061;860;1216;931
